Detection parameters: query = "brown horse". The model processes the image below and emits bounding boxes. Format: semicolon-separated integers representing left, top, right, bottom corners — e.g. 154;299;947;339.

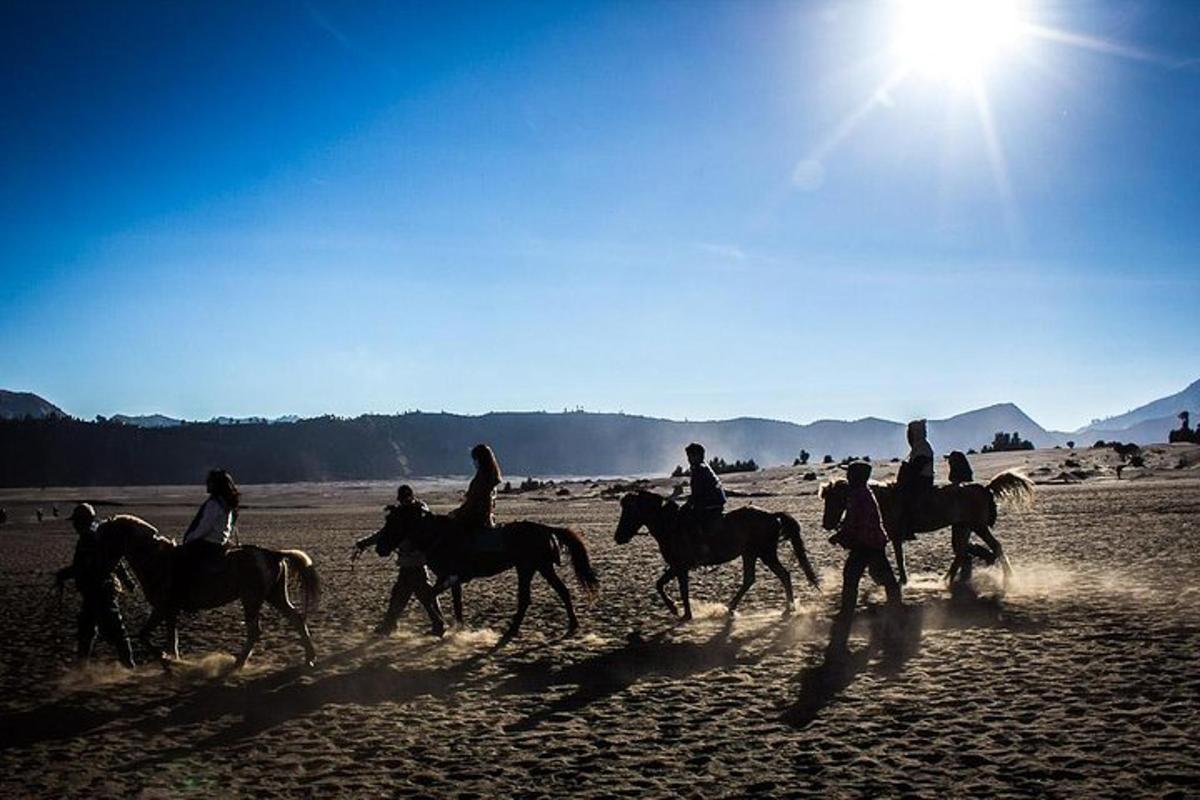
373;503;599;643
614;490;820;620
818;471;1033;587
100;515;320;668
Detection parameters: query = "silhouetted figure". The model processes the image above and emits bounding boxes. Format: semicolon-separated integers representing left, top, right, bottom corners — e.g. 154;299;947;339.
0;507;7;525
51;505;59;518
826;462;903;656
947;450;974;484
894;419;934;542
680;442;726;548
354;485;455;636
170;469;238;612
36;507;44;523
450;444;502;530
55;504;136;668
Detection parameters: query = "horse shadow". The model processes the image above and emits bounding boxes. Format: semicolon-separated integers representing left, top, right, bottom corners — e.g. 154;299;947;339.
781;589;1048;729
497;615;787;733
121;639;492;769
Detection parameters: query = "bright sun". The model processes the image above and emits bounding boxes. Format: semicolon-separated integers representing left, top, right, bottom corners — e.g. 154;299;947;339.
895;0;1027;82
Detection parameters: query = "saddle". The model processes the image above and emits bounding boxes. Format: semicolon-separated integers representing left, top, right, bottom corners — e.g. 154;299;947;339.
462;526;507;556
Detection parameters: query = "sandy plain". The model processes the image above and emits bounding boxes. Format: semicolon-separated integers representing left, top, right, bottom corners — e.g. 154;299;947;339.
1;445;1198;798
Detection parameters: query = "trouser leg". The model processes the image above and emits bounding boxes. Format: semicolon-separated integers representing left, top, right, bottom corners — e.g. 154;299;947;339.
76;604;99;662
866;550;903;607
828;551;869;652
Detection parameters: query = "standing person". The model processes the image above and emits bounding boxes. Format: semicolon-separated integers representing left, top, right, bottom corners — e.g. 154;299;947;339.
449;444;502;530
354;485;446;636
826;462;903;655
171;469;239;611
894;419;935;542
55;504;137;668
680;442;726;543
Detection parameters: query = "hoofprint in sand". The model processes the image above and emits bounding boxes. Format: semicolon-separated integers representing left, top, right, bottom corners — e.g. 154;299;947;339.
1;446;1198;797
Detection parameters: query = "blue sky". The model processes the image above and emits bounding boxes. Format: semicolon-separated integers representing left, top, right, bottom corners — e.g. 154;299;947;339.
1;1;1197;431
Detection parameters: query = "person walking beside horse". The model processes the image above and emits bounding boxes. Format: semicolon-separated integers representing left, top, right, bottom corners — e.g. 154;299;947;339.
825;462;903;656
354;485;460;636
55;503;137;668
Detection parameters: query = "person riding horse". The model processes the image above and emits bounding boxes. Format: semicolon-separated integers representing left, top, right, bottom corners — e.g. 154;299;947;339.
170;468;239;612
55;503;137;668
680;442;726;546
895;419;935;541
354;485;448;636
450;444;502;531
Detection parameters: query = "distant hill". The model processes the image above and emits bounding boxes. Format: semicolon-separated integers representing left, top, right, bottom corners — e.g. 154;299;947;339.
0;390;65;420
1074;378;1200;440
0;404;1062;487
111;414;184;428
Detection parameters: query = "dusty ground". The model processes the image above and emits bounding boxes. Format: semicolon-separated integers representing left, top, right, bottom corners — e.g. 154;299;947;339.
1;446;1198;798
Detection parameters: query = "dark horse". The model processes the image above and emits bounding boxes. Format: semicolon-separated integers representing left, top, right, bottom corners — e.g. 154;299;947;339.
373;504;599;643
614;490;820;620
100;515;320;668
818;471;1034;588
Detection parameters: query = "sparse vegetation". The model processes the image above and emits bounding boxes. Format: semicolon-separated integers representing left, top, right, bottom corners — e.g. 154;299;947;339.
673;457;759;477
982;431;1035;453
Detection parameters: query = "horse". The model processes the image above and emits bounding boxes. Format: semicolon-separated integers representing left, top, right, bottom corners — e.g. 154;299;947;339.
817;471;1033;588
99;514;320;668
614;490;820;620
373;504;599;643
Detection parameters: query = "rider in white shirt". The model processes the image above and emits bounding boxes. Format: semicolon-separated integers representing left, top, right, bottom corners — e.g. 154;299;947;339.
171;469;239;610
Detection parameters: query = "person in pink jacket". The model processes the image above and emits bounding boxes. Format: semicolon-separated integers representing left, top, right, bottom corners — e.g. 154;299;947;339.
827;461;903;654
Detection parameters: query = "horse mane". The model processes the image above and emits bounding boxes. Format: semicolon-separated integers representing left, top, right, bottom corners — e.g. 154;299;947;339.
105;514;174;547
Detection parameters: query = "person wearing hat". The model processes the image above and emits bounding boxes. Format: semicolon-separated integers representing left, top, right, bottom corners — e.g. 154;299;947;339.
354;485;447;636
826;462;903;655
55;503;137;668
680;442;727;545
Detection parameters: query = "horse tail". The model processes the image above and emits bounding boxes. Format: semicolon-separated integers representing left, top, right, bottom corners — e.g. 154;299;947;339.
551;528;599;594
280;549;321;616
776;512;820;588
987;470;1035;514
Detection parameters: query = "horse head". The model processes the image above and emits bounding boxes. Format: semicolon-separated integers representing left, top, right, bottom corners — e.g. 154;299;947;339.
817;479;848;531
615;490;668;544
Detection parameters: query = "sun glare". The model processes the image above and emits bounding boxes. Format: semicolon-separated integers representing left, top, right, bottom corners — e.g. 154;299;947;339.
895;0;1026;82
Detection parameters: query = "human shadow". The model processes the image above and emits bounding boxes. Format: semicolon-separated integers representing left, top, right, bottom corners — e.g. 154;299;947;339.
498;615;784;733
122;642;491;770
781;589;1047;728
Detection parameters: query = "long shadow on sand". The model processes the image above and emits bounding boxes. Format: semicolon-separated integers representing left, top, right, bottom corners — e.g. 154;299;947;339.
121;638;489;770
498;615;795;733
781;590;1049;729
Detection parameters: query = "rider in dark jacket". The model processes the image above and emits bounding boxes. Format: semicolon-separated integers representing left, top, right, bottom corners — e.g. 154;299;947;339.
56;504;137;668
681;443;726;541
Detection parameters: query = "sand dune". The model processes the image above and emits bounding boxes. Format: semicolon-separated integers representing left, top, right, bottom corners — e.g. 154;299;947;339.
1;447;1198;796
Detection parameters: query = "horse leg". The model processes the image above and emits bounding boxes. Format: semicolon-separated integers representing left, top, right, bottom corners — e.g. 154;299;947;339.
234;597;264;670
451;583;464;625
162;611;181;663
655;567;680;617
268;585;317;667
539;564;578;636
760;550;795;615
678;570;692;621
975;525;1011;579
137;607;164;645
410;579;446;637
501;567;534;643
726;555;757;615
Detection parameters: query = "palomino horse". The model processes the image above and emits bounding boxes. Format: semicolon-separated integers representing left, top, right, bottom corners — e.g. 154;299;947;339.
373;504;599;643
100;515;320;668
614;490;821;620
818;471;1034;588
